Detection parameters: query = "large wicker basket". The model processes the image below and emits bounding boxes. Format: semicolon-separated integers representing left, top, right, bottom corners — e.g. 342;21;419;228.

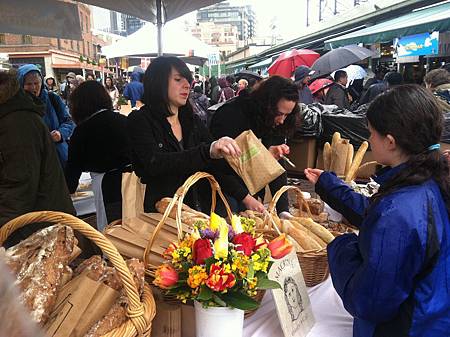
265;186;330;287
0;211;156;337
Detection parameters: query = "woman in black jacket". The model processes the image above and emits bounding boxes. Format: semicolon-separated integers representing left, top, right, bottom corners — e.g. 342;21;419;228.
65;81;131;229
210;76;301;216
127;56;240;213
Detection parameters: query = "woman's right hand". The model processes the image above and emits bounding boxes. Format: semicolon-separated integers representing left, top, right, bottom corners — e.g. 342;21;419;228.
304;168;324;185
242;194;265;213
210;137;241;159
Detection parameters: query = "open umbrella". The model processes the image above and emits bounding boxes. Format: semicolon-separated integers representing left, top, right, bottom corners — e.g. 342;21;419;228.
234;70;263;82
331;64;367;86
308;78;333;94
311;45;375;78
268;49;320;78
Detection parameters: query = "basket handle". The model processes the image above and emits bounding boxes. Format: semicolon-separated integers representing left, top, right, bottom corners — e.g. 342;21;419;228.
144;172;232;269
0;211;150;336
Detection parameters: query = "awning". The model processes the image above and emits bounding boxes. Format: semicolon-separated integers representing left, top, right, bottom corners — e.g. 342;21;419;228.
248;57;273;69
325;2;450;49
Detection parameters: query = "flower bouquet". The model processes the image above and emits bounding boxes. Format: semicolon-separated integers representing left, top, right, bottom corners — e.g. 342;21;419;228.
153;212;293;337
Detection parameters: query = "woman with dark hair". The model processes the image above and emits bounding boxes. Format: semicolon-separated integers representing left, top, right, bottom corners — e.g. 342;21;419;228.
104;76;120;110
218;76;235;103
304;85;450;336
65;80;131;230
127;56;241;213
45;77;59;93
210;75;301;215
424;68;450;113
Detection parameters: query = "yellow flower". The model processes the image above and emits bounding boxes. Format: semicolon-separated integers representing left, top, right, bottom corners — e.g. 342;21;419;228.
214;221;229;259
210;212;222;231
232;254;250;278
187;266;208;289
232;214;244;234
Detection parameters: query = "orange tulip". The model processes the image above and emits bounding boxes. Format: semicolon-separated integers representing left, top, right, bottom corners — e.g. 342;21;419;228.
267;234;293;259
153;264;178;289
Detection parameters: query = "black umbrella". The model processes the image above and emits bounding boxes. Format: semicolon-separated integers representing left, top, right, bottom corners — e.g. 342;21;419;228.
234;70;263;82
311;45;376;78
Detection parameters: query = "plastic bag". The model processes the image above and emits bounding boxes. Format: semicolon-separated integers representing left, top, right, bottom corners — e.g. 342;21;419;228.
442;112;450;144
320;112;370;149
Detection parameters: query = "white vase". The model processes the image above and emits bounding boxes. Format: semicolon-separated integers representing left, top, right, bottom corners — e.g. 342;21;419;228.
194;301;244;337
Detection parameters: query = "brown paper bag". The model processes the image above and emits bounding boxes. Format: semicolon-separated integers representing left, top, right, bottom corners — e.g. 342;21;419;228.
121;172;146;222
44;272;119;337
225;130;285;195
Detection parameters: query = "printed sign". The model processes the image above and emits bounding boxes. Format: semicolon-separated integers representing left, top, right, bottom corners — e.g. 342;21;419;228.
394;32;439;57
269;251;315;337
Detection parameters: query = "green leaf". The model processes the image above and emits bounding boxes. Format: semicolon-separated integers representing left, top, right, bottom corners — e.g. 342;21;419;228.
205;257;215;272
247;262;254;279
257;278;281;290
212;294;227;307
221;292;259;311
197;285;213;301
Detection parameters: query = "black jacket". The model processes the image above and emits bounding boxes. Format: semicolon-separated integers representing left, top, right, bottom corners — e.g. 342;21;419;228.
0;73;74;229
65;109;131;194
128;106;215;212
324;83;351;109
209;96;289;213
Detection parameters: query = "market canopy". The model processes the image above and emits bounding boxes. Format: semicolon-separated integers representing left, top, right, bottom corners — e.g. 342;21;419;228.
325;1;450;49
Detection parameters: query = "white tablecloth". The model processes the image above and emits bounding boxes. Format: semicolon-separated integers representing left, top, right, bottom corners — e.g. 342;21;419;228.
182;277;353;337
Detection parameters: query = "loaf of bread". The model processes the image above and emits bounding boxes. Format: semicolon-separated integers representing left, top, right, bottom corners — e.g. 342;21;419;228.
290;220;327;248
4;225;76;325
294;217;335;244
301;198;324;215
288;226;322;251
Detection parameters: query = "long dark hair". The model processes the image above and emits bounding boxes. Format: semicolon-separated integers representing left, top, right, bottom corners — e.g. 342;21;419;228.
250;75;300;136
367;84;450;215
69;80;113;125
142;56;193;117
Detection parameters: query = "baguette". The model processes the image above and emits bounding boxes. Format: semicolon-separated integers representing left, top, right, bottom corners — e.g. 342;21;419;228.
329;133;341;171
288;226;322;251
323;142;332;170
290;220;327;248
294;217;335;244
345;143;354;176
345;141;369;182
330;139;349;176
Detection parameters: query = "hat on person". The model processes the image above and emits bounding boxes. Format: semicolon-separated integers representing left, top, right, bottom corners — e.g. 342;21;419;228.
294;65;315;82
66;72;76;79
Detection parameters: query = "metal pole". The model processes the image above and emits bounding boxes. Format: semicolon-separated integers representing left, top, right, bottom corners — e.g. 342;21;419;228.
306;0;310;27
156;0;163;56
319;0;322;22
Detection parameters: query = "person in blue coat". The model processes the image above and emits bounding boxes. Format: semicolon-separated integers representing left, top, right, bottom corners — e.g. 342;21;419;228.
123;69;144;108
17;64;74;167
305;84;450;337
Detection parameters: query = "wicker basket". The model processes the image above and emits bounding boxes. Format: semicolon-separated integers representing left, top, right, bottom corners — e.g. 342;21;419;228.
265;185;330;287
0;211;156;337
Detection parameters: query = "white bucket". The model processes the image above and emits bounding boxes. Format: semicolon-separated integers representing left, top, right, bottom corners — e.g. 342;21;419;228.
194;301;244;337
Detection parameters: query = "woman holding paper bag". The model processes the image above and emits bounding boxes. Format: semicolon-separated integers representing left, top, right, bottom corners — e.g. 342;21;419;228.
127;56;241;213
304;85;450;336
210;76;300;215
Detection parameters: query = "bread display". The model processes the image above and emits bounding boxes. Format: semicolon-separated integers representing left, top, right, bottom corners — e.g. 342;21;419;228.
4;225;76;325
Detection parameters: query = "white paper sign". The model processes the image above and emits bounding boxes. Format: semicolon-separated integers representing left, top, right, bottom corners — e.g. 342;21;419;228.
269;251;315;337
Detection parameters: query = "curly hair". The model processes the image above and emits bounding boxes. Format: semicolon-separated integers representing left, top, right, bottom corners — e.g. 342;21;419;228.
249;75;300;136
69;80;113;125
367;84;450;215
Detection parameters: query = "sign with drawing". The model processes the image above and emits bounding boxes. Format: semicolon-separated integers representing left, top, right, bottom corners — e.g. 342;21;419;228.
269;251;315;337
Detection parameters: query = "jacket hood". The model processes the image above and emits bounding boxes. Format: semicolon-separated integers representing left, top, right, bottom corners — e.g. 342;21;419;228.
0;70;20;105
130;71;142;82
17;64;44;89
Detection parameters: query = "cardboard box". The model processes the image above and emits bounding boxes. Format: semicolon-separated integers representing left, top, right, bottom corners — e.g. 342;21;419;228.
151;300;181;337
288;137;317;174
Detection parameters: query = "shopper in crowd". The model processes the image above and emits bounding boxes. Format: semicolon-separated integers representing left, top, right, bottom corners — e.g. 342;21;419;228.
61;71;76;102
424;68;450;113
209;76;221;105
17;64;74;168
123;69;144;109
45;77;59;94
226;75;238;92
294;65;315;105
210;75;300;216
192;74;202;89
204;75;211;96
65;81;131;230
190;84;210;124
359;71;403;105
236;78;249;97
0;69;74;245
324;70;351;109
86;73;95;81
127;56;241;213
305;84;450;337
104;76;120;110
218;76;235;103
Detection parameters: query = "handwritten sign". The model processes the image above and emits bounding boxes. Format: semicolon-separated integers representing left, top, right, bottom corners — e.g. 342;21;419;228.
269;251;315;337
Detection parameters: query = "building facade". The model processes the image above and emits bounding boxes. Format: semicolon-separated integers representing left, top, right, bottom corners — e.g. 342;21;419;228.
197;2;256;42
191;21;239;56
121;14;146;36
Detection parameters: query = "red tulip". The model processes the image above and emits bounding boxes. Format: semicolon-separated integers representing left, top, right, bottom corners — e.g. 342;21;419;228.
206;264;236;292
193;238;213;265
267;234;293;259
153;264;178;289
233;233;256;256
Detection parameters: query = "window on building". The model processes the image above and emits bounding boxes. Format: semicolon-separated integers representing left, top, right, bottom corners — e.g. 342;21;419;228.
22;35;32;44
0;34;5;45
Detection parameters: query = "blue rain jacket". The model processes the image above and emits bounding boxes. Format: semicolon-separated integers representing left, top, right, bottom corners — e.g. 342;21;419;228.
17;64;74;166
316;165;450;337
123;71;144;108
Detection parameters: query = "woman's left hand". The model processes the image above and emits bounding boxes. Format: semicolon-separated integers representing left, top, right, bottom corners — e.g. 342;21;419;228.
269;144;290;160
50;130;62;142
210;137;242;159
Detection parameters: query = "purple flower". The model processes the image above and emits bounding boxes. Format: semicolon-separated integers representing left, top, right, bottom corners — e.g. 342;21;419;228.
228;225;235;241
201;228;218;240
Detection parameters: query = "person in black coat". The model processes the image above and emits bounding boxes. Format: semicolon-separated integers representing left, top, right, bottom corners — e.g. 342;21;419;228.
210;76;301;216
325;70;351;109
127;56;241;213
65;81;131;228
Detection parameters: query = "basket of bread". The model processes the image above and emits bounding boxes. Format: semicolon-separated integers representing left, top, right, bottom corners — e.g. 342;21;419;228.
0;211;155;337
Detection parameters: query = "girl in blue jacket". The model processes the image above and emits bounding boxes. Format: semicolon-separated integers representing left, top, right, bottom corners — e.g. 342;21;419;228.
305;84;450;337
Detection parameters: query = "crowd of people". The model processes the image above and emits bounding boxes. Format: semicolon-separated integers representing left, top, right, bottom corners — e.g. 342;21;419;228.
0;55;449;336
